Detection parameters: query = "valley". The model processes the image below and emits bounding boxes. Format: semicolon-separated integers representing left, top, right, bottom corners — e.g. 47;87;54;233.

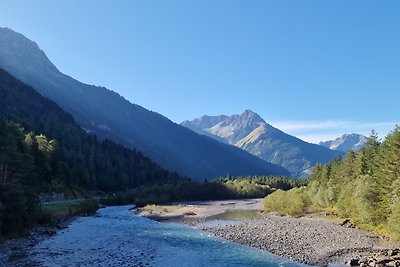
182;110;345;177
1;3;399;266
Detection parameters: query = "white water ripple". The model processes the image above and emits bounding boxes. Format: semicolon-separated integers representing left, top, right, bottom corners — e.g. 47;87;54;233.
30;205;308;267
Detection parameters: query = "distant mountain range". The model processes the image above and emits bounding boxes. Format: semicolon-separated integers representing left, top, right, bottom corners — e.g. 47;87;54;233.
0;27;289;181
319;133;367;152
182;110;344;177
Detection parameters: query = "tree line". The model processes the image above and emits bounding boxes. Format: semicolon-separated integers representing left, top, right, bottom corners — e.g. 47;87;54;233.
105;176;307;207
0;68;183;238
0;68;302;238
264;128;400;239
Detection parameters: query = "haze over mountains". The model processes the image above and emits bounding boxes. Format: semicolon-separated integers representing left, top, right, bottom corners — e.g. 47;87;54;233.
0;67;184;192
182;110;344;177
0;27;289;181
319;133;367;152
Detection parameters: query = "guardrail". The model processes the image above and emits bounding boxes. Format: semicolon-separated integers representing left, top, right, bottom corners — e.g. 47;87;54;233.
41;196;103;205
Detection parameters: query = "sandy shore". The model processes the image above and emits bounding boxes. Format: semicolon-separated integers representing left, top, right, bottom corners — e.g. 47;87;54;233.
135;199;262;225
135;199;399;266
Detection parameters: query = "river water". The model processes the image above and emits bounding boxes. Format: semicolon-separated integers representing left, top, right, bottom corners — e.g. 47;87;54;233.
29;205;308;267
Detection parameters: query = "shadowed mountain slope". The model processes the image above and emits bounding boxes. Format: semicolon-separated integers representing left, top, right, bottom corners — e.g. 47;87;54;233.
0;27;289;180
182;110;344;177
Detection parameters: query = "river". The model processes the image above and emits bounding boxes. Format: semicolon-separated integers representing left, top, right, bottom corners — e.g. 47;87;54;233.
27;205;307;267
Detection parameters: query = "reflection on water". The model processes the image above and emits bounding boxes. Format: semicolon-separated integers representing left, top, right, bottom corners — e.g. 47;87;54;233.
208;209;261;220
29;206;307;267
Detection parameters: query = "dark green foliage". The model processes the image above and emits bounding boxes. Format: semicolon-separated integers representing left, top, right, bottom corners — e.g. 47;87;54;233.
0;68;299;238
0;184;42;238
0;68;183;193
72;200;99;216
0;27;289;181
103;176;305;207
42;200;99;222
263;128;400;239
0;68;184;237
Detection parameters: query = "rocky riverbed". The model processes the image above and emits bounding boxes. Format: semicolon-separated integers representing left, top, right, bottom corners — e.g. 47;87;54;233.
1;205;307;267
202;213;396;266
136;199;400;266
0;219;73;267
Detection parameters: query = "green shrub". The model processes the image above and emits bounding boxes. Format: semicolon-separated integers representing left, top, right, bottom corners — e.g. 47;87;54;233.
264;188;308;216
74;200;99;215
388;202;400;240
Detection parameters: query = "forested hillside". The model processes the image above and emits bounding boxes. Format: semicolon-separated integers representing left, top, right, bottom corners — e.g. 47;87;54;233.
0;68;301;239
0;68;183;193
264;129;400;239
0;27;289;180
0;68;185;237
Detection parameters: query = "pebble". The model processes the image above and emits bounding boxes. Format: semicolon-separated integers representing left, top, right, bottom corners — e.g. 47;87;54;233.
191;213;398;266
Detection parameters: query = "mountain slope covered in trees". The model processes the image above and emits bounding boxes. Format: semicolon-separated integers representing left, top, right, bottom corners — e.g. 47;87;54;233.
0;69;298;238
0;27;288;180
0;68;183;193
182;110;343;177
264;129;400;239
0;67;187;237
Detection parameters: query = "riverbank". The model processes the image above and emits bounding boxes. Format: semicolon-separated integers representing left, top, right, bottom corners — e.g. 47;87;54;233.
135;198;262;225
0;218;74;266
0;200;99;266
135;199;399;266
2;205;308;267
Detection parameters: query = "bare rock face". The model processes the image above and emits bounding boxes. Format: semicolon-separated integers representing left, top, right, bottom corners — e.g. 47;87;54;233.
182;110;343;177
319;133;368;152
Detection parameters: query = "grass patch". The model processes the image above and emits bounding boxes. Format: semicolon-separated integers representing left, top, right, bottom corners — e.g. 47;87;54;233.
41;199;99;222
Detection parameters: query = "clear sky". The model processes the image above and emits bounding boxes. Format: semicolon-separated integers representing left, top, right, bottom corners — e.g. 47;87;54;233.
1;1;399;143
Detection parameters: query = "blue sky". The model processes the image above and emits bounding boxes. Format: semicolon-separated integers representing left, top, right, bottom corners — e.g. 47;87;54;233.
1;1;399;143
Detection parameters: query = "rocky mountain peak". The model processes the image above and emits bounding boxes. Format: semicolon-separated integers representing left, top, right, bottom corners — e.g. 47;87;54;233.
182;111;344;177
237;109;265;126
319;133;367;152
182;110;267;145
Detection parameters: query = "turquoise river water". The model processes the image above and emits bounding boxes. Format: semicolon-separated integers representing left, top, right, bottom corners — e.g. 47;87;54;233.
29;205;309;267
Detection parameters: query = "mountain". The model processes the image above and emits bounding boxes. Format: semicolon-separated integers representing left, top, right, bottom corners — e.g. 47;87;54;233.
319;133;367;152
182;110;344;177
0;67;185;192
0;27;289;180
